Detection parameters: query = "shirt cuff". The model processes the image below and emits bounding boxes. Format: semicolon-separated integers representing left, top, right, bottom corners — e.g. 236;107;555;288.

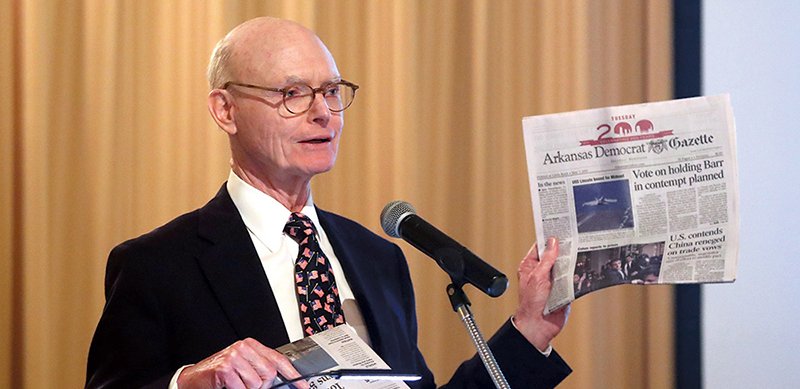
510;315;552;357
169;365;193;389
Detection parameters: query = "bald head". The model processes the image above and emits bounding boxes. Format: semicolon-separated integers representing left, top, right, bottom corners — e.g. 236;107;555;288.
207;17;335;89
204;17;346;206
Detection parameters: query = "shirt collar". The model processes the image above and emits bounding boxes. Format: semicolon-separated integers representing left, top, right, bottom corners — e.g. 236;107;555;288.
226;170;322;253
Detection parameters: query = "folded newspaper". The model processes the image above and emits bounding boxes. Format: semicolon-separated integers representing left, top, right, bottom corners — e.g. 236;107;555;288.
522;95;739;314
275;325;410;389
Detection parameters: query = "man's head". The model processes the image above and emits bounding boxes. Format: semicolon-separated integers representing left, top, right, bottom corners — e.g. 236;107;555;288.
609;258;621;270
207;17;349;190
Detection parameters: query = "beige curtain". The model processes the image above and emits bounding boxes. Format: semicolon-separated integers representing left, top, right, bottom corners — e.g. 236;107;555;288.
0;1;674;387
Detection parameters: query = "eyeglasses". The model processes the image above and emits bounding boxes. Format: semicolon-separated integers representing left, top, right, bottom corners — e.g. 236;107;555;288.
223;80;359;114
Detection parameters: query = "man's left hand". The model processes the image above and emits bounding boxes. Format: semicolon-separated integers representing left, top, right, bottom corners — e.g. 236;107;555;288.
513;237;570;352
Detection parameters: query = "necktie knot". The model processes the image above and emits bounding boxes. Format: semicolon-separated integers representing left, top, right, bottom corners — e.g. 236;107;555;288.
284;212;317;244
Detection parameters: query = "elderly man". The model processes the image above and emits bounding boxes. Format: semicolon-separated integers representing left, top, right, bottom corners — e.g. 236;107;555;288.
86;17;571;389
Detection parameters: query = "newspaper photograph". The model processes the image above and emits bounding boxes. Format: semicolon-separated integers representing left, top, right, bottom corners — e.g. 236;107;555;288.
275;325;409;389
522;94;739;313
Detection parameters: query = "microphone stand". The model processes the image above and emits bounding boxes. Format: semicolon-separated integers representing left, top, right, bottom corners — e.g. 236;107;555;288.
446;282;511;389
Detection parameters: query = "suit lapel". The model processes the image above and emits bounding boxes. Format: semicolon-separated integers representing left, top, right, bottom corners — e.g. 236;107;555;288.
191;194;394;353
195;185;290;348
316;209;387;354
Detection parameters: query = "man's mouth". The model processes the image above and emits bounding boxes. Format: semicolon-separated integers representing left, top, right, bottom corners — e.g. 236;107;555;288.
300;137;331;144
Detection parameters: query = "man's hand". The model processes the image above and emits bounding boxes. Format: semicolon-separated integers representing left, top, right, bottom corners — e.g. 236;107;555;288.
178;338;308;389
513;237;570;352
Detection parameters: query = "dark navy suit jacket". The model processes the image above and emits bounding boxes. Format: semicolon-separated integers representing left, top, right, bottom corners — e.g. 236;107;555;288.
86;185;571;388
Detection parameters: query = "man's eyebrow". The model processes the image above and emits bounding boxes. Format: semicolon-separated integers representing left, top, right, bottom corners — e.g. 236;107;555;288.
282;75;343;85
283;75;305;84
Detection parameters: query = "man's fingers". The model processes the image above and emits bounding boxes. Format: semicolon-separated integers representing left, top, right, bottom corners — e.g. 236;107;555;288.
214;357;259;389
178;338;305;389
274;360;309;389
217;368;247;389
269;353;307;389
233;340;280;386
519;237;559;279
214;340;273;389
543;237;558;261
249;339;309;389
216;338;300;389
535;237;559;275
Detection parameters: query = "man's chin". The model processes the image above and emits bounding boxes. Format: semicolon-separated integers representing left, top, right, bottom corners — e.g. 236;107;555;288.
301;160;337;178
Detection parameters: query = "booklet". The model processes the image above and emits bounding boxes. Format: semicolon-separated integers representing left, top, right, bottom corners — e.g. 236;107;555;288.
522;95;739;313
275;325;411;389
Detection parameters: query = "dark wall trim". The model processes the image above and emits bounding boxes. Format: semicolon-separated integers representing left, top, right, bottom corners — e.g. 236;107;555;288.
673;1;703;387
674;1;702;99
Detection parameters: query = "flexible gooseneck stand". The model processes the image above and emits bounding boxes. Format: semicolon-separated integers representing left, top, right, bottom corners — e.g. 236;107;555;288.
446;283;510;389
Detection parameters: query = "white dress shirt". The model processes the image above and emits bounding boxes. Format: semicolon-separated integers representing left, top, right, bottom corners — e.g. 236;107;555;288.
170;171;369;388
225;170;369;344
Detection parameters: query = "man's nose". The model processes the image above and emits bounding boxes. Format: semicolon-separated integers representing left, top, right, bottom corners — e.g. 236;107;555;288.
307;93;331;126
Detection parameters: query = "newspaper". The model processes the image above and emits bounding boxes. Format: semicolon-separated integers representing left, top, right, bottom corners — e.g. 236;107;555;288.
275;325;410;389
522;95;739;314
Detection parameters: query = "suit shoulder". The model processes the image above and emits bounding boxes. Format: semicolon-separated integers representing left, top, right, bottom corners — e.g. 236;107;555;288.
316;209;398;251
103;206;216;290
109;207;203;264
317;208;393;238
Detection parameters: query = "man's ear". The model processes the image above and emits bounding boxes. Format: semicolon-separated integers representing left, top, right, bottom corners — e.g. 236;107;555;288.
208;89;237;135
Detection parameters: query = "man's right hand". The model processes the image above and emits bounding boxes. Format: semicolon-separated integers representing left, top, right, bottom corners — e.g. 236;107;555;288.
177;338;308;389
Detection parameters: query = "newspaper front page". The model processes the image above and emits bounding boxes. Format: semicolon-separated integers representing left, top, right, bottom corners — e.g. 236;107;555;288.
522;95;739;313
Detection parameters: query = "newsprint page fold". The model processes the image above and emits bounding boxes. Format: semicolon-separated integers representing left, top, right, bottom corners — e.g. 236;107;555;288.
522;95;739;314
275;325;410;389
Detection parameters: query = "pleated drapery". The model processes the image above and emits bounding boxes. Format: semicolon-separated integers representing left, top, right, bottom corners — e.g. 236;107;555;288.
0;1;674;387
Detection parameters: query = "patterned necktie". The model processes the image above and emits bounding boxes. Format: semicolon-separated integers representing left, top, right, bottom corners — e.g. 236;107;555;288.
283;212;346;336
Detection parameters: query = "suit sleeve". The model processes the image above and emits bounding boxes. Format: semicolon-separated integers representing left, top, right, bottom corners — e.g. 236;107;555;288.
85;244;176;389
441;319;572;388
391;245;572;389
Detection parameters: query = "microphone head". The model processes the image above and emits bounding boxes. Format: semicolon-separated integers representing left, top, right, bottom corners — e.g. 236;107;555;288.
380;200;416;238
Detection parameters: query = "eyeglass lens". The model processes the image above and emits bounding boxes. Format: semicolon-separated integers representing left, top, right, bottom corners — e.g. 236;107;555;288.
283;83;355;114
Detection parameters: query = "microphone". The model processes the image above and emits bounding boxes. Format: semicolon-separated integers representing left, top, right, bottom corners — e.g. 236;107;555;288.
380;200;508;297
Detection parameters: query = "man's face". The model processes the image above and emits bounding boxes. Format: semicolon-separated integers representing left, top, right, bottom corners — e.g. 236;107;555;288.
228;28;344;183
611;260;621;270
